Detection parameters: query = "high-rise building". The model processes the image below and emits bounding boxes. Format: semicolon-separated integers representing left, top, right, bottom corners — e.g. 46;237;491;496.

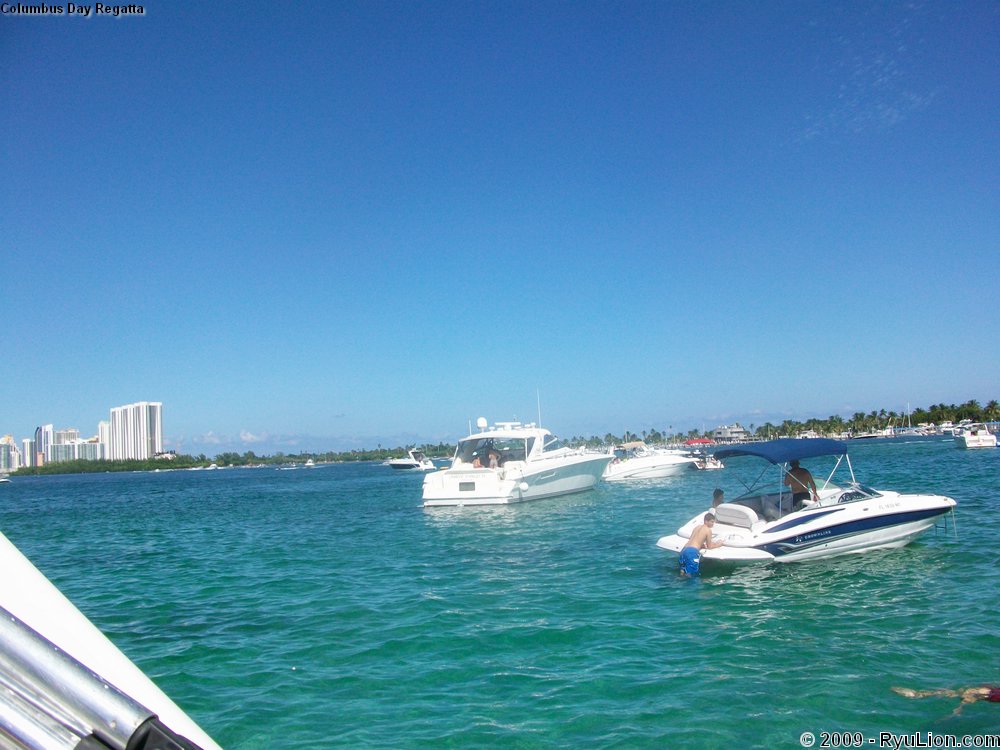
34;424;53;466
98;420;110;458
108;402;163;460
54;428;80;445
47;439;105;463
22;438;35;468
0;435;20;472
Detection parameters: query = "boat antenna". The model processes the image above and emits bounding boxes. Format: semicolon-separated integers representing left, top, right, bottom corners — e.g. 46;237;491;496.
536;389;542;427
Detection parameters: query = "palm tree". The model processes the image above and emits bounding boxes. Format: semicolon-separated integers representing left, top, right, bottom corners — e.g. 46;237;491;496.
985;400;999;422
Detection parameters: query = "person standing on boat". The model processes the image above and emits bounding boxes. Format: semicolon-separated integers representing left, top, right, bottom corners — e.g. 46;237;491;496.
712;488;725;508
784;459;818;510
679;513;725;576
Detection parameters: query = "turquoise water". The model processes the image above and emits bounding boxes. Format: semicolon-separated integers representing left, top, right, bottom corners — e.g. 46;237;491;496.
2;438;998;749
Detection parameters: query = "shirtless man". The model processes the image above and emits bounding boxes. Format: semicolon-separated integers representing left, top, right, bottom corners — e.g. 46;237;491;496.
784;459;818;510
892;685;1000;716
679;513;725;576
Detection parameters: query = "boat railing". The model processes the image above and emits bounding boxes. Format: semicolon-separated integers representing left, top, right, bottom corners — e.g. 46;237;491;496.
0;605;205;750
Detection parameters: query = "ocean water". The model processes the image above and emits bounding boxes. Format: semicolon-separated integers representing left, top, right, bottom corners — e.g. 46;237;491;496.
2;438;998;749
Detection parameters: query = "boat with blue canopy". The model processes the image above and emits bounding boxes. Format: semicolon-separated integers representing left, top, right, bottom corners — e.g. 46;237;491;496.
656;438;956;568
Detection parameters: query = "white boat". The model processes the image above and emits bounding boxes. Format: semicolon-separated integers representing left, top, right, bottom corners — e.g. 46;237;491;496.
388;449;436;471
0;473;10;483
954;423;997;449
602;442;697;481
0;529;222;750
422;418;612;506
656;438;955;567
692;453;724;471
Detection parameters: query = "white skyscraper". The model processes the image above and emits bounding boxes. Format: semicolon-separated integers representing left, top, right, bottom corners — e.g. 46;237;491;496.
108;402;163;460
98;420;110;458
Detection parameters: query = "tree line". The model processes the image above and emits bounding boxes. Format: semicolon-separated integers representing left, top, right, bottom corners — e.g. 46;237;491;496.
11;399;996;476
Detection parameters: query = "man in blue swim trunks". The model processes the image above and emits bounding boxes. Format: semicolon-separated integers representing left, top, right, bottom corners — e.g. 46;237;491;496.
679;513;725;576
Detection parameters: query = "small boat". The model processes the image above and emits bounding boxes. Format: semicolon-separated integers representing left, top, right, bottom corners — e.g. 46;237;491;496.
602;442;697;481
422;418;612;506
0;529;221;749
304;459;316;467
954;423;997;449
692;453;724;471
0;473;10;483
388;449;436;471
656;438;955;567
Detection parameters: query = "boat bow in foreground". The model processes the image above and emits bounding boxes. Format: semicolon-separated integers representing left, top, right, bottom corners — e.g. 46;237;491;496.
0;530;221;750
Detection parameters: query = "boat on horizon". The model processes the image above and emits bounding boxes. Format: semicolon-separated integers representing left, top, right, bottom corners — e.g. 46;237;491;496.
656;438;955;568
422;418;612;506
388;449;436;471
602;441;697;481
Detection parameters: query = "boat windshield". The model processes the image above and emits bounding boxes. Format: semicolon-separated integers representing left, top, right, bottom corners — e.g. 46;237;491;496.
456;436;532;464
542;435;564;453
836;484;881;503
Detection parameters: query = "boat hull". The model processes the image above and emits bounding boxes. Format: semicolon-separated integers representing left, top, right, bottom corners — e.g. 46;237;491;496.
955;433;997;449
657;495;955;566
423;454;611;506
0;531;222;749
603;453;696;481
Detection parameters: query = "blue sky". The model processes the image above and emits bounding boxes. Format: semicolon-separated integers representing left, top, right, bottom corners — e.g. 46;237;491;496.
2;1;998;455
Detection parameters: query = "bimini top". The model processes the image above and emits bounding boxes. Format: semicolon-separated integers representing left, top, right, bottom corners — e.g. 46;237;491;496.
714;438;848;464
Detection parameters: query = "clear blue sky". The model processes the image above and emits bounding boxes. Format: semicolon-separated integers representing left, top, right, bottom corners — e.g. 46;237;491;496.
2;1;998;454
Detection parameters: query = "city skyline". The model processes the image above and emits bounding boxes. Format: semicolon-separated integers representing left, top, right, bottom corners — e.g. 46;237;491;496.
3;3;998;456
3;394;996;461
1;401;164;470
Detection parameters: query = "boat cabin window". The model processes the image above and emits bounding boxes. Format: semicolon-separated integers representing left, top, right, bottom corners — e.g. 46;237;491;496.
456;437;529;464
542;435;563;453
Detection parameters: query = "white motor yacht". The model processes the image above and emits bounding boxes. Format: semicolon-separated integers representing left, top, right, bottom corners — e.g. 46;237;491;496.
656;438;955;567
954;424;997;449
422;418;612;506
388;449;436;470
602;442;697;481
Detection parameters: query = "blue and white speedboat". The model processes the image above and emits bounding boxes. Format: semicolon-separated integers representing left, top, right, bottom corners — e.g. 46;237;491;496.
656;438;955;566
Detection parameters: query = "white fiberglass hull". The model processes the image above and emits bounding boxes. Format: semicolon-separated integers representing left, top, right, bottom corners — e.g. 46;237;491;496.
657;492;955;566
603;453;696;481
0;530;222;749
955;433;997;449
423;454;612;506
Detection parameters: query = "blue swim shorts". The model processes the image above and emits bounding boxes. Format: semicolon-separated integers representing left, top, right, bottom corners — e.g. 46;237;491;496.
679;547;701;576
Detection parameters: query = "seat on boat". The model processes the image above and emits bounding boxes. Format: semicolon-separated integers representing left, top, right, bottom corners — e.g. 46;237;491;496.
715;503;758;529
